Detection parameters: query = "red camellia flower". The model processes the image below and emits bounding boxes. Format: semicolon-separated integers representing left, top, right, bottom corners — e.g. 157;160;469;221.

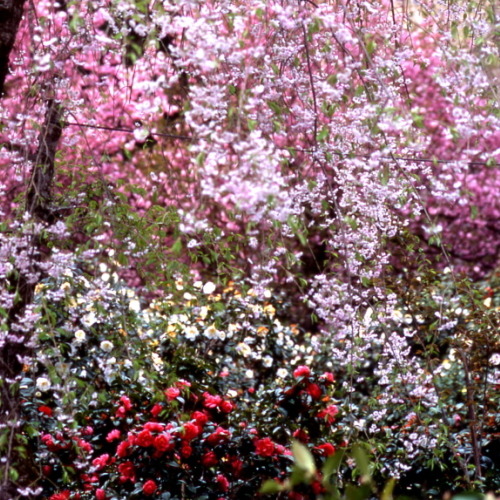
154;433;172;452
74;437;93;454
293;365;311;378
106;429;121;442
292;429;310;443
92;453;110;470
142;479;157;496
306;383;322;400
136;429;154;447
165;387;181;400
317;404;339;423
220;400;234;413
191;410;209;426
150;403;163;417
206;426;231;445
144;422;165;432
38;405;53;416
230;457;243;476
182;421;201;441
254;437;276;457
216;474;229;492
202;451;218;467
203;392;223;408
116;439;131;458
320;372;335;383
120;395;132;410
95;489;107;500
117;461;136;482
49;491;71;500
180;443;192;458
315;443;336;456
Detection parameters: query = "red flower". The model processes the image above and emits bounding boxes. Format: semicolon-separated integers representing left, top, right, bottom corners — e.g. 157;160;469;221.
220;400;234;413
95;489;107;500
136;429;154;447
118;461;136;482
92;453;110;470
142;479;157;496
144;422;165;432
180;443;192;458
120;395;132;410
216;474;229;492
202;451;218;467
151;403;163;417
116;439;131;458
306;383;322;400
191;411;209;426
320;372;335;383
229;457;243;476
293;365;311;378
106;429;121;442
254;437;276;457
38;405;53;416
292;429;310;443
182;421;201;441
315;443;336;456
317;404;339;423
49;491;70;500
74;437;93;453
203;392;223;408
154;433;172;452
206;426;231;445
165;387;181;400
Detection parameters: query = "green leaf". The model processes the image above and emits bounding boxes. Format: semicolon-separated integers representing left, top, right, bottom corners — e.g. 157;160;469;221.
352;444;370;479
381;478;396;500
259;479;285;494
292;441;316;480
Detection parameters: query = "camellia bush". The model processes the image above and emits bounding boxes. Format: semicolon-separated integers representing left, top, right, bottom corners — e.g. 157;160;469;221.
0;0;499;498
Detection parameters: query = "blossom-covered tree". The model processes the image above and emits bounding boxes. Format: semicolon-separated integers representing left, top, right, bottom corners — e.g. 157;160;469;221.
0;0;499;498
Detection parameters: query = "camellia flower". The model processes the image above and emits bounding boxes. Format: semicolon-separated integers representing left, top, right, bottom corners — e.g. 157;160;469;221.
36;377;51;392
182;421;202;440
38;405;53;416
254;437;276;457
315;443;336;456
92;453;110;470
202;281;216;294
216;474;229;492
49;491;71;500
117;461;136;482
95;489;107;500
142;479;157;496
100;340;114;352
317;404;339;423
136;429;154;447
306;383;322;400
202;451;218;467
154;432;172;452
165;387;181;400
293;365;311;378
203;392;222;408
106;429;121;442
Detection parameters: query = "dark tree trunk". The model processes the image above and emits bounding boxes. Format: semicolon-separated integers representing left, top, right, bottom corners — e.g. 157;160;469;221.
0;0;26;96
0;99;64;499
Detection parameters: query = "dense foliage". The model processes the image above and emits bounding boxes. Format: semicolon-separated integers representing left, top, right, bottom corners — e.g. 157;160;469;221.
0;0;499;498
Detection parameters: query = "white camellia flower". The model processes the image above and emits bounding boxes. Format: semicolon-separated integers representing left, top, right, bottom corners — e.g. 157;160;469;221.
36;377;51;392
202;281;216;294
100;340;114;352
74;329;86;344
129;299;141;312
184;325;199;340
